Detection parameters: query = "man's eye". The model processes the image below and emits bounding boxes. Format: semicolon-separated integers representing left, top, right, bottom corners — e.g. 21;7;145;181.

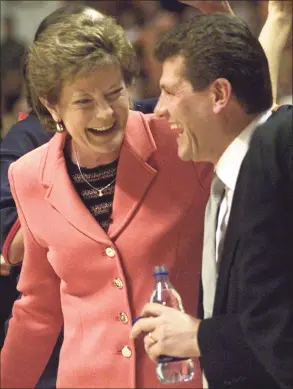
75;99;92;104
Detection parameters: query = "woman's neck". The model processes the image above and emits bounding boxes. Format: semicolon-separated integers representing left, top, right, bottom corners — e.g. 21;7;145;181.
67;140;120;168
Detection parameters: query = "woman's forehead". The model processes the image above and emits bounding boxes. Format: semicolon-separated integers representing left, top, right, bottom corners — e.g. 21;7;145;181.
61;67;124;95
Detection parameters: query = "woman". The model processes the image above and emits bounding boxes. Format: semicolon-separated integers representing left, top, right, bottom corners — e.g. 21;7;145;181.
1;9;211;389
0;5;158;389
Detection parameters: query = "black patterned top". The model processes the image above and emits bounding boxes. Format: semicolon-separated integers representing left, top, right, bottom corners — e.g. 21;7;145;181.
65;154;118;232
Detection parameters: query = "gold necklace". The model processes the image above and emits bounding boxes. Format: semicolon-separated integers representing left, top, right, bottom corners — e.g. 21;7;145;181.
73;143;116;198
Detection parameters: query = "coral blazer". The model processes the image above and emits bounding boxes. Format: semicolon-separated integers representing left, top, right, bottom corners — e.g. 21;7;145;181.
1;111;212;388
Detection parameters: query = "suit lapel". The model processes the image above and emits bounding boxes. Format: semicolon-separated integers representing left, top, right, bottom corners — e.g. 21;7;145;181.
213;179;243;315
40;111;157;243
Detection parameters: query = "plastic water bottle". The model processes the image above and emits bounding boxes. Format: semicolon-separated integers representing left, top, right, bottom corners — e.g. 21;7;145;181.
150;265;195;384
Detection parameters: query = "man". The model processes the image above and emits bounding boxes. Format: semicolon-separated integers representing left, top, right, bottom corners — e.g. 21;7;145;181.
131;7;293;389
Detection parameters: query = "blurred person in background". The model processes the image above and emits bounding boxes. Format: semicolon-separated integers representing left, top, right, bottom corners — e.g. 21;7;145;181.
1;16;27;138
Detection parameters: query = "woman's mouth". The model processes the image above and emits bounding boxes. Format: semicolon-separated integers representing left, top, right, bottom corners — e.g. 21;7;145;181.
87;124;116;135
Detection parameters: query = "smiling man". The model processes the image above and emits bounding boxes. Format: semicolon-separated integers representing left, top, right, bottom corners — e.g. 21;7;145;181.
131;9;293;389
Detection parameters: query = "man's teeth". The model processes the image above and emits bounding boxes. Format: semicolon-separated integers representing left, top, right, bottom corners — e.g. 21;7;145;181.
170;123;183;130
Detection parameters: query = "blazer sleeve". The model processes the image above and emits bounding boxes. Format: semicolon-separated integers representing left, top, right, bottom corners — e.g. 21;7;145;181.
0;163;63;389
0;115;52;259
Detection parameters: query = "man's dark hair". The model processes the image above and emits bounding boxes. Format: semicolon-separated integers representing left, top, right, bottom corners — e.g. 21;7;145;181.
155;13;273;114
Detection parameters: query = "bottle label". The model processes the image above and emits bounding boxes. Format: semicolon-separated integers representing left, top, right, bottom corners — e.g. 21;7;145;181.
158;355;190;363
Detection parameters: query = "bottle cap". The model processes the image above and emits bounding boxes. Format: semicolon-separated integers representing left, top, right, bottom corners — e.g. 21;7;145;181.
153;265;168;277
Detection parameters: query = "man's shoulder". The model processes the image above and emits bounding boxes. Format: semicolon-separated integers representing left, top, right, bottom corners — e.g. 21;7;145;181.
2;114;52;152
243;106;292;183
253;105;292;146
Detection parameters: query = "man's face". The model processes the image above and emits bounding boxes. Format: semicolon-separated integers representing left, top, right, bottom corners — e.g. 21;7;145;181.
155;55;215;162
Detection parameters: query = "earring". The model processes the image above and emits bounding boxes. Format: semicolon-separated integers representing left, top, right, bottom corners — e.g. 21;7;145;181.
56;122;65;132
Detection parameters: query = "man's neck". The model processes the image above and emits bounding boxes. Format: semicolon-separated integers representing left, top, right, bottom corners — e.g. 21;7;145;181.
211;111;260;166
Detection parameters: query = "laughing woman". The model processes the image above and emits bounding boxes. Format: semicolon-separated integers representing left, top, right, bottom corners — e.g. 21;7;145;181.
0;10;211;389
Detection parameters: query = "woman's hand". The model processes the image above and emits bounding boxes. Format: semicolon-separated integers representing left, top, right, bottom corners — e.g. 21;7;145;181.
268;0;292;19
0;254;11;276
177;1;234;14
259;0;292;104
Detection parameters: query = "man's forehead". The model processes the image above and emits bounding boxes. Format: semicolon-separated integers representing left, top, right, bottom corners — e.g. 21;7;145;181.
160;55;186;87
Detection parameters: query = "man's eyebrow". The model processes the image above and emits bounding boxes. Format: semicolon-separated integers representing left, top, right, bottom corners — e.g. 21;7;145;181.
160;83;178;91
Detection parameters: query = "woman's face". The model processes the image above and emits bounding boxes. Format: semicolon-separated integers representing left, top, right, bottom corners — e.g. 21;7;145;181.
45;65;130;164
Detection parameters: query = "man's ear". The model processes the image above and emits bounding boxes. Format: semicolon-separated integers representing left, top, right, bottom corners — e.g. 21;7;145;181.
39;97;60;122
210;78;232;115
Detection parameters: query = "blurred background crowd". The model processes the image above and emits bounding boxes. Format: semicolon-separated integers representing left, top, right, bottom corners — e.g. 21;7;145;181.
1;0;292;139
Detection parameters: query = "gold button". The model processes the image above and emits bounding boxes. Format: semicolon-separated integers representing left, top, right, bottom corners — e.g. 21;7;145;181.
105;247;116;257
113;278;123;289
118;312;128;324
121;346;132;358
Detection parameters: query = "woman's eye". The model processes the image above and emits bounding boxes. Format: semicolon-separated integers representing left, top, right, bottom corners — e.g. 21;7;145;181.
107;88;123;100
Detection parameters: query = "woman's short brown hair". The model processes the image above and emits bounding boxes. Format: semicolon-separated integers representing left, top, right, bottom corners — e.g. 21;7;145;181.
26;11;139;131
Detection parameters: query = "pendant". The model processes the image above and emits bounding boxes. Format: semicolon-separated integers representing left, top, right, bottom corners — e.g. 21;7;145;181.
98;190;103;198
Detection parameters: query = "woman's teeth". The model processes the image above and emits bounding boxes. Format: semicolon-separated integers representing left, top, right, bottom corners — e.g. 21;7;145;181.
89;125;113;132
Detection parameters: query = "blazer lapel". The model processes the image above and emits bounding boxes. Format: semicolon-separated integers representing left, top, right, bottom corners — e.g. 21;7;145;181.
213;181;243;315
40;111;157;243
41;133;111;245
108;111;157;239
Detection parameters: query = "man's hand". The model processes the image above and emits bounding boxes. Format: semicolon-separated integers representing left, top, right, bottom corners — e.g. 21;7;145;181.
177;1;234;14
0;254;11;276
131;303;201;362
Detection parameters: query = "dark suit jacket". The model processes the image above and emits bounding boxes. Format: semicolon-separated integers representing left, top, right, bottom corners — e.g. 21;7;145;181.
0;98;158;389
198;106;293;389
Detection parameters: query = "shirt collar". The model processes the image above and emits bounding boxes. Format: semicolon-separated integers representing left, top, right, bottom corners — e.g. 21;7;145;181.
215;110;271;191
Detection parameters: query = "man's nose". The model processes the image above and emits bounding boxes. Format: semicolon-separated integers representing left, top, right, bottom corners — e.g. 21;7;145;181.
154;99;169;120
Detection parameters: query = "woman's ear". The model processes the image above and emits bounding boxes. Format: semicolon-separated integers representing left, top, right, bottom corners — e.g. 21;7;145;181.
39;97;60;122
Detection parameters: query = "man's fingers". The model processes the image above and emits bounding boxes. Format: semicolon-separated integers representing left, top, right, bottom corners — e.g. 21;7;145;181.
144;337;162;362
141;302;171;317
131;316;157;339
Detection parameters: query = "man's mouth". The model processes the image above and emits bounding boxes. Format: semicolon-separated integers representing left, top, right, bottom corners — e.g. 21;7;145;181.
87;124;116;135
170;123;183;136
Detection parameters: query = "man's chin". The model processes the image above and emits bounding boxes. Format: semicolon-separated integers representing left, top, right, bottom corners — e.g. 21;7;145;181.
177;148;193;162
